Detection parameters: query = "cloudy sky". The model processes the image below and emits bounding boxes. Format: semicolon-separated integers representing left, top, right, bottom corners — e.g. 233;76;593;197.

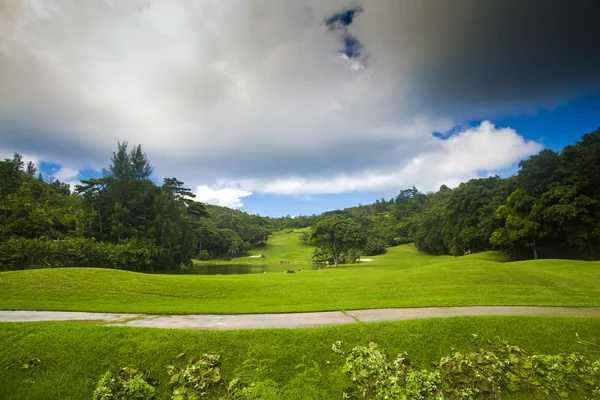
1;0;600;216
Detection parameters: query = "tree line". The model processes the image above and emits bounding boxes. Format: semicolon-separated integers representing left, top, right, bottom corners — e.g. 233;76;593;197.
0;143;274;271
2;128;598;271
322;128;600;261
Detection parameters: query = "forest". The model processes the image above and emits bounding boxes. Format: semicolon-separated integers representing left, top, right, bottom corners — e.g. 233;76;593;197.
1;128;599;271
0;143;272;271
332;128;600;261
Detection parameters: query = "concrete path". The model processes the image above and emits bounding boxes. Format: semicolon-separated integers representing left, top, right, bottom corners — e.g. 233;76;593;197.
1;306;600;330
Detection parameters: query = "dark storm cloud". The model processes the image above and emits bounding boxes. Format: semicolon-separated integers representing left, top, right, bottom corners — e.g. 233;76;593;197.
353;0;600;119
324;7;365;60
324;7;362;30
0;0;597;202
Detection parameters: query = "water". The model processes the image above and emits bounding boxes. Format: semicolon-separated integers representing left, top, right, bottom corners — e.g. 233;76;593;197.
158;263;320;275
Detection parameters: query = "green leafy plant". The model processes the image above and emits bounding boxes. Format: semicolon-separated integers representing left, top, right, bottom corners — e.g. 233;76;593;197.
93;367;156;400
333;336;600;399
166;353;222;399
332;341;442;399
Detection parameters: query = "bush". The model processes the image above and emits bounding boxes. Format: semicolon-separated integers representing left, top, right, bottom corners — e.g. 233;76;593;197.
363;238;387;256
0;237;161;272
167;353;222;399
333;337;600;399
93;367;155;400
332;341;441;399
339;249;362;264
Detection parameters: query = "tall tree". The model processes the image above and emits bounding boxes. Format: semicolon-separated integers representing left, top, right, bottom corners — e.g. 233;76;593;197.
26;161;37;176
491;189;545;259
309;215;366;267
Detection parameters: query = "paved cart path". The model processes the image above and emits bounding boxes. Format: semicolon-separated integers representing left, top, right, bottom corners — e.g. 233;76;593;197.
1;306;599;330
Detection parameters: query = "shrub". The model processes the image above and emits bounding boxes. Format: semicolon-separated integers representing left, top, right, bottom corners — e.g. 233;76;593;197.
0;237;161;271
339;249;362;264
332;341;441;399
333;336;600;399
166;353;222;399
363;238;387;256
93;367;156;400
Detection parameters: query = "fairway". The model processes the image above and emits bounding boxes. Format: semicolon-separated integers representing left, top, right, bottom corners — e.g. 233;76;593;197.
2;243;599;314
193;228;315;267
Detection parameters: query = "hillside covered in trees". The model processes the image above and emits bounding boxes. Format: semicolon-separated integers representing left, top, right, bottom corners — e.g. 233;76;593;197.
0;143;280;271
1;128;599;271
327;128;600;261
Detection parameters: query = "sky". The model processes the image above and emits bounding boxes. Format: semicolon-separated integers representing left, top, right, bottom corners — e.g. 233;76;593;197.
1;0;599;217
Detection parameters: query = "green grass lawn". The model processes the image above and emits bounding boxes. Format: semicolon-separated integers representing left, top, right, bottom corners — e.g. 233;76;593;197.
3;232;600;399
2;316;599;399
193;228;315;266
2;243;599;314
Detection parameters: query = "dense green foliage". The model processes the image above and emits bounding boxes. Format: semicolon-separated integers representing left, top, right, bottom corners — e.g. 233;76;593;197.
0;144;209;271
2;244;599;314
167;353;222;399
93;367;156;400
309;214;367;266
93;336;600;399
333;337;600;399
2;128;599;270
196;204;272;259
0;143;279;271
333;128;600;260
2;317;600;399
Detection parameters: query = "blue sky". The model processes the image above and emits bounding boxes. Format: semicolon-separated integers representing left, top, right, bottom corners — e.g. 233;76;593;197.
491;93;600;152
241;93;600;217
37;93;598;218
2;1;599;218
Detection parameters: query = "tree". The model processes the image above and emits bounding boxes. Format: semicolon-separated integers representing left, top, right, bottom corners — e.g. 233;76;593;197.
517;149;560;196
491;189;545;259
26;161;37;176
541;184;599;260
309;215;366;267
440;176;509;256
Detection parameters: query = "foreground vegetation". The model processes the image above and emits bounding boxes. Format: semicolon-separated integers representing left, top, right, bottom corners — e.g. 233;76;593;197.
2;244;599;314
2;317;599;399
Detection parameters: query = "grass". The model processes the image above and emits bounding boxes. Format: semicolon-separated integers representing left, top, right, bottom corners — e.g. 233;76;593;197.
3;231;600;398
192;228;315;266
1;316;599;399
1;243;599;314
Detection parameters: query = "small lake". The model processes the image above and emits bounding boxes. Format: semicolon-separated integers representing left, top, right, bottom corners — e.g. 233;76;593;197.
155;263;320;275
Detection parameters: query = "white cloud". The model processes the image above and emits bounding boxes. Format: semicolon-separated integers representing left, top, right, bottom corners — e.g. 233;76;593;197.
53;167;79;182
194;185;253;209
0;1;594;204
231;121;542;195
46;166;81;191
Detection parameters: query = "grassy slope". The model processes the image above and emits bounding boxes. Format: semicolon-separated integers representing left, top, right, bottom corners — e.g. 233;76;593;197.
1;242;600;314
2;317;599;399
248;228;314;262
193;228;315;266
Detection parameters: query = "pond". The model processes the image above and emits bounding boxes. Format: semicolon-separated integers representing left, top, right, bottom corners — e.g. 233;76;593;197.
155;263;320;275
